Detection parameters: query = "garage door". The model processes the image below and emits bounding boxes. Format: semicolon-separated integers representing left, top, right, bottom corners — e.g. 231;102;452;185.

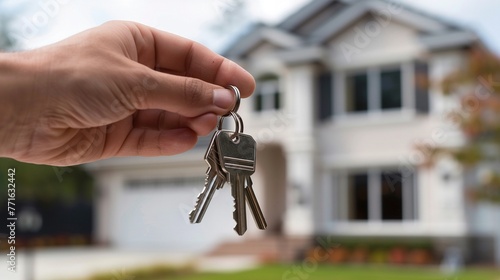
113;177;238;252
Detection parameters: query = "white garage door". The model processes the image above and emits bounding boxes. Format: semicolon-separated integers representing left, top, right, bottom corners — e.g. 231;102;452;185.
113;177;238;252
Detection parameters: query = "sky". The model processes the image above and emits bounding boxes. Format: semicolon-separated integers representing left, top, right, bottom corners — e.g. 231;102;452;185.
1;0;500;54
1;0;310;51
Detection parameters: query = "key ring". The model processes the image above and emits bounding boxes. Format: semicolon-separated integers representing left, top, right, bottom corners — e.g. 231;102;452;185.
218;85;243;140
222;85;241;117
217;111;244;139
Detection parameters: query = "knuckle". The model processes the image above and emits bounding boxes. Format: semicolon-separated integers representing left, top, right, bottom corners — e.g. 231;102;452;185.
157;110;167;130
102;20;131;30
129;85;148;109
136;129;147;155
183;78;205;107
125;72;154;110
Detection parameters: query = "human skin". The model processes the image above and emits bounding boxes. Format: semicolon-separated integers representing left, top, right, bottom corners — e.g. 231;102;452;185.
0;21;255;166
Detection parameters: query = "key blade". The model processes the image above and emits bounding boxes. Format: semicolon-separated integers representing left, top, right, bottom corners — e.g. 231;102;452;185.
190;130;226;223
245;177;267;230
189;169;217;223
231;174;247;235
192;178;218;224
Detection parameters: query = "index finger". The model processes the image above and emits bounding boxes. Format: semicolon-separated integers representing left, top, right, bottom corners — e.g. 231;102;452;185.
130;22;255;98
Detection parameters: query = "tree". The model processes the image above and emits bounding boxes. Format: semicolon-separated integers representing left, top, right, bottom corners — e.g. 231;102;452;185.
201;0;254;52
0;158;94;204
0;1;16;50
211;0;250;34
424;46;500;203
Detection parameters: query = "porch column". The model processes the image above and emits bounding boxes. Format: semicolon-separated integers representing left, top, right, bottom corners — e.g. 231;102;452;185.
496;208;500;266
283;63;317;235
93;172;121;245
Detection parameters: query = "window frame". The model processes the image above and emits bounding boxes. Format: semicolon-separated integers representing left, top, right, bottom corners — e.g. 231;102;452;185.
345;71;369;113
254;74;281;113
380;67;403;110
333;168;418;224
319;61;429;122
342;64;408;116
336;64;408;118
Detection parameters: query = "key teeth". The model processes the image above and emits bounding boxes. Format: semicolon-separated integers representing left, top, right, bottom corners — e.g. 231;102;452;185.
189;194;203;222
232;202;239;233
188;210;196;222
204;174;210;185
233;225;243;236
189;205;202;223
189;174;211;223
232;202;237;221
232;203;245;235
233;224;245;236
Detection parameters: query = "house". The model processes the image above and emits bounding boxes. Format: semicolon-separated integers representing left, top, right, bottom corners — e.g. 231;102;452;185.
88;0;500;264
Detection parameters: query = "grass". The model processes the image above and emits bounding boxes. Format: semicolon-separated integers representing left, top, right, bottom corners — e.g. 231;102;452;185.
89;264;500;280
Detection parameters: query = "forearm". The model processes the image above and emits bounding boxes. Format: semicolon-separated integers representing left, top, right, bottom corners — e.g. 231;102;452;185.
0;51;40;158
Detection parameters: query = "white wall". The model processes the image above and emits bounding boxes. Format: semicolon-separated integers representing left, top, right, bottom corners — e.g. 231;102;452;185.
91;151;241;252
327;16;425;70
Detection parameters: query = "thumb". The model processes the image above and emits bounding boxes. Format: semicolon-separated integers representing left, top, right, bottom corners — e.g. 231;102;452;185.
130;71;236;117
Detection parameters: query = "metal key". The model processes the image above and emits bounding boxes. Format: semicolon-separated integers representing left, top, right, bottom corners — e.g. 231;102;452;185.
189;131;226;223
217;131;266;235
244;176;267;230
189;85;266;236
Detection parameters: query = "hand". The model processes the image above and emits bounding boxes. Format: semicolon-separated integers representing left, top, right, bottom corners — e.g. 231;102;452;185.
0;21;255;166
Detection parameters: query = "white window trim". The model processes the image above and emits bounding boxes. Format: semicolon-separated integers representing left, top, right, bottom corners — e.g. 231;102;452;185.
254;79;281;113
369;169;381;221
329;168;417;224
331;62;416;125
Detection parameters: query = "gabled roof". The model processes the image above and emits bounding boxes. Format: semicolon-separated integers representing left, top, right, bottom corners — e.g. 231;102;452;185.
277;0;347;33
223;23;303;59
309;0;457;44
223;0;478;59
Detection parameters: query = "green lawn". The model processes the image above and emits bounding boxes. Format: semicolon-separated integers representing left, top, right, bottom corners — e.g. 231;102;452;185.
165;265;499;280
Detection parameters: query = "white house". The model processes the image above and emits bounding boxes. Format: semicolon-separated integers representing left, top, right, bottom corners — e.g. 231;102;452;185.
88;0;500;264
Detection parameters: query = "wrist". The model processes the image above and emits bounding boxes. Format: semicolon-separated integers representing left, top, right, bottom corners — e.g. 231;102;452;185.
0;51;41;158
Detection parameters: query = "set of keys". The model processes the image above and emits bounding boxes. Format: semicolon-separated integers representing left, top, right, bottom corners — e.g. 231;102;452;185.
189;85;267;236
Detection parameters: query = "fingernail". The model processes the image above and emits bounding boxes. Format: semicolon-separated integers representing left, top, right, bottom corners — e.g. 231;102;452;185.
213;88;234;110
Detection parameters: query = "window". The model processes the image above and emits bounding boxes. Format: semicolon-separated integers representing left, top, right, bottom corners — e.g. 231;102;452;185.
255;74;280;112
346;73;368;112
381;69;402;110
348;173;368;220
336;169;417;222
345;69;402;113
381;172;403;220
343;66;403;114
319;62;429;119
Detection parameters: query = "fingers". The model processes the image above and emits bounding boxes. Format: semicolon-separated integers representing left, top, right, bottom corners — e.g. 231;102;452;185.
187;114;218;136
134;71;237;117
130;22;255;98
133;110;217;136
116;128;198;157
111;111;216;158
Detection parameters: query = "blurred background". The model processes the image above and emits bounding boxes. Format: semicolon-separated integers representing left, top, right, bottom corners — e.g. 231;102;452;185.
1;0;500;279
